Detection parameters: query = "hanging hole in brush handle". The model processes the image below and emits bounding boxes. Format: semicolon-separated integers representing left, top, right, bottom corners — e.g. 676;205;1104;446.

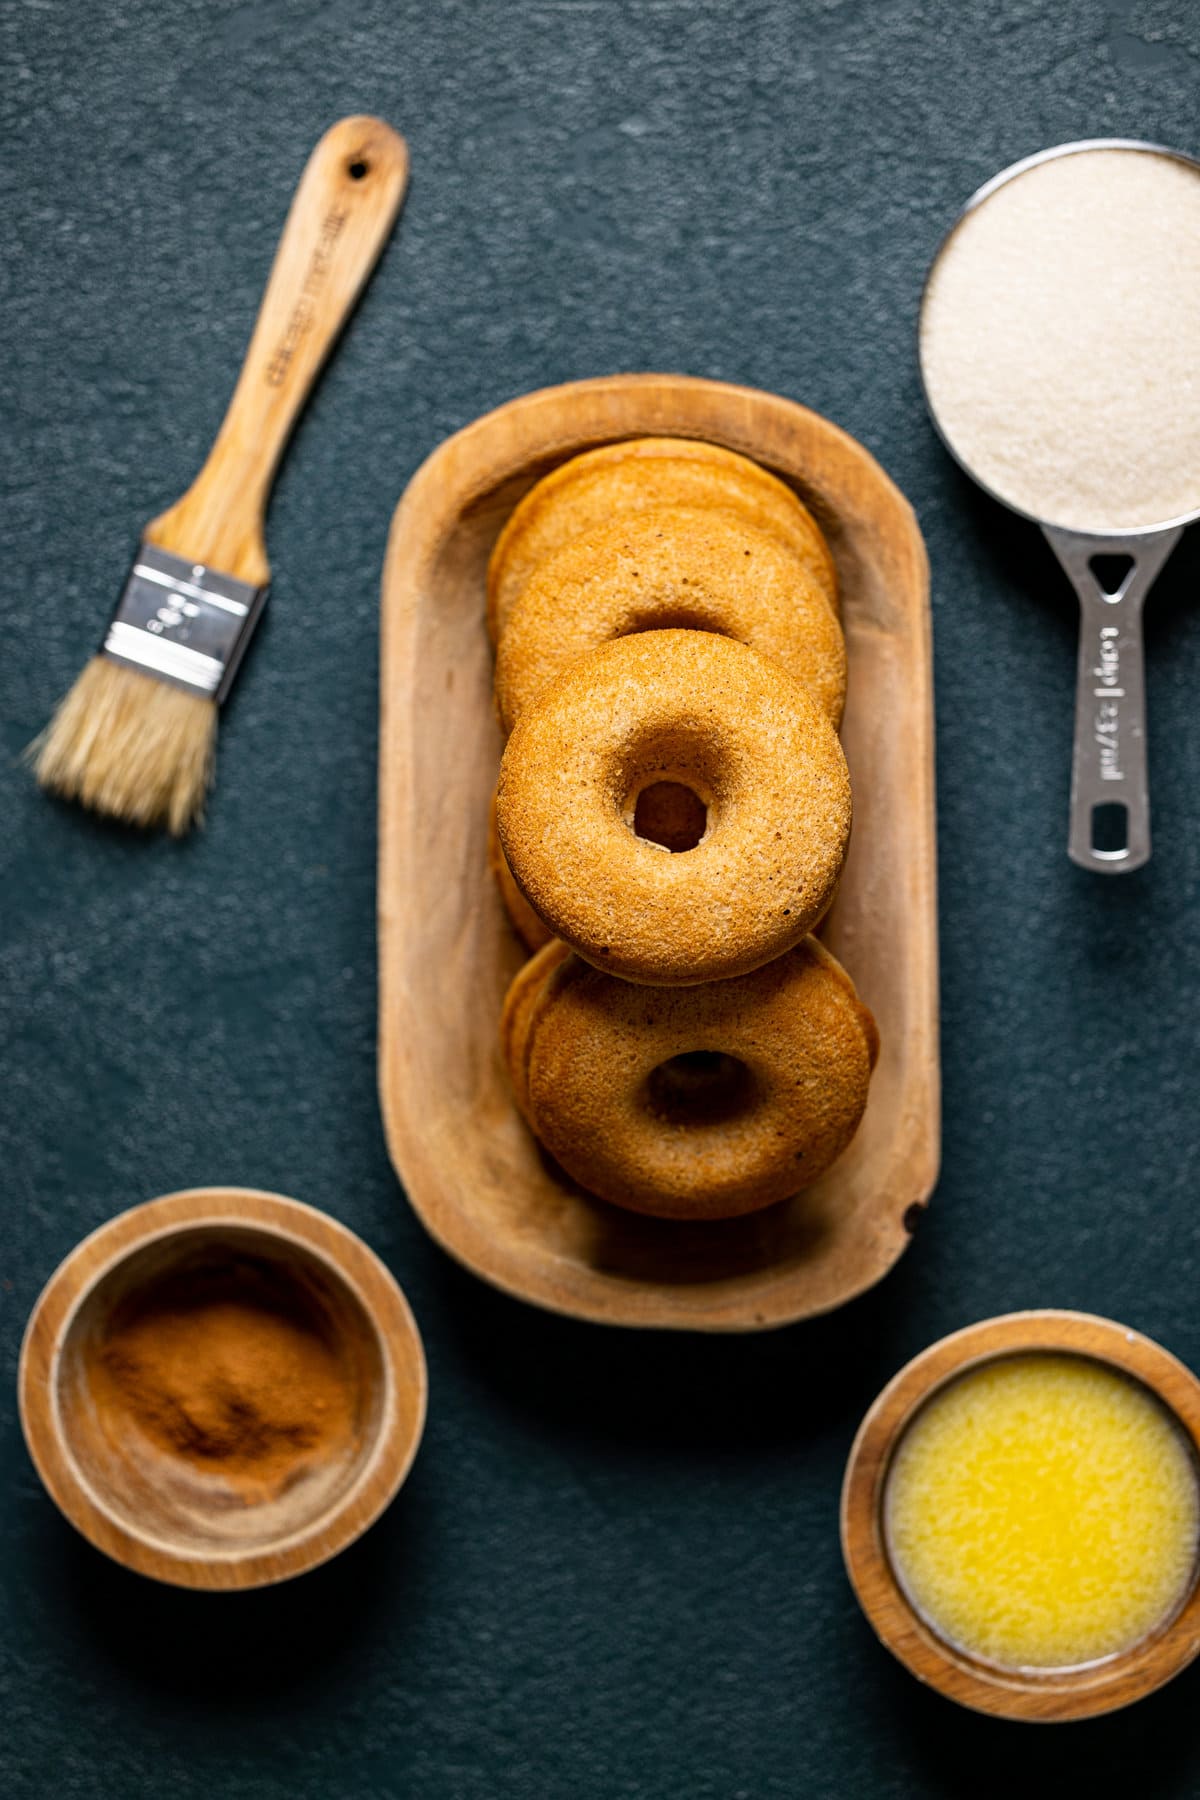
1043;523;1181;875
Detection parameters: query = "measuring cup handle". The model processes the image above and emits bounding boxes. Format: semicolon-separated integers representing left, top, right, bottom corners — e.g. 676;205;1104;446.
1043;524;1180;874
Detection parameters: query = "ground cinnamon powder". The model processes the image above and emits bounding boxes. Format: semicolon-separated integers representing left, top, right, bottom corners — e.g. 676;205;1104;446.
91;1261;360;1498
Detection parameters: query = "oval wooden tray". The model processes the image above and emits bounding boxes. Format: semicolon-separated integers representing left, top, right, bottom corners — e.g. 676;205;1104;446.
378;374;938;1331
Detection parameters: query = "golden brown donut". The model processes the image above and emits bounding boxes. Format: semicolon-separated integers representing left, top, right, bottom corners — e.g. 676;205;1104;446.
487;437;837;644
516;939;879;1220
494;506;846;734
496;630;851;986
487;786;553;953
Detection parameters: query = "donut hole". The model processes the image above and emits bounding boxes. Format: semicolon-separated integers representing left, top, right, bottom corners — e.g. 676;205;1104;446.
632;781;708;852
645;1052;755;1127
621;606;717;637
620;735;720;855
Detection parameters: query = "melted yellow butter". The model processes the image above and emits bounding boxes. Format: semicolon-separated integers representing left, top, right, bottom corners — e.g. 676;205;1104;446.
885;1354;1200;1670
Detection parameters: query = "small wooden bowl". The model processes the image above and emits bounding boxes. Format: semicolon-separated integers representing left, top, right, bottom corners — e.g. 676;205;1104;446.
18;1188;427;1590
841;1311;1200;1720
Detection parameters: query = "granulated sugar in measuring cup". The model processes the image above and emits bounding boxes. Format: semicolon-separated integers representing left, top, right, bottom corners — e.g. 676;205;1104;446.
919;140;1200;872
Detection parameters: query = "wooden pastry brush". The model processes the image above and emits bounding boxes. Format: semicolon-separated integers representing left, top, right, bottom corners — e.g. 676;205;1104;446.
33;116;409;833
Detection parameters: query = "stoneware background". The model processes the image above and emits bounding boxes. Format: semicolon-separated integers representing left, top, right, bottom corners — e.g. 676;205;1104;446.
3;1;1200;1795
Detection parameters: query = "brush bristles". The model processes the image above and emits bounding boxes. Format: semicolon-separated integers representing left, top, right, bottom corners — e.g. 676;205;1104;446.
31;658;216;835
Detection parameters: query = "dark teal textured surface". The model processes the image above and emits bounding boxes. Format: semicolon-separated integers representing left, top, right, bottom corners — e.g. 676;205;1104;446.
3;1;1200;1794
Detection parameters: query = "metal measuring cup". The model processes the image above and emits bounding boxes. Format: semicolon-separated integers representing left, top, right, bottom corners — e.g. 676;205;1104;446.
919;139;1200;874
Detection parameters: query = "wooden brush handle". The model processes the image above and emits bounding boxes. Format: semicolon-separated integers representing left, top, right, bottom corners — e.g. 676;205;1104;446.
147;116;409;585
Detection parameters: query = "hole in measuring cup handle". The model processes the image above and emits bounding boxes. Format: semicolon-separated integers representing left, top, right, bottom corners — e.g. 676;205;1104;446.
1089;554;1136;600
1091;802;1129;857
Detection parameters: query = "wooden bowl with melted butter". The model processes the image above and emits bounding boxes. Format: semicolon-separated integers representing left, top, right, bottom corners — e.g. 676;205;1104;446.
842;1311;1200;1720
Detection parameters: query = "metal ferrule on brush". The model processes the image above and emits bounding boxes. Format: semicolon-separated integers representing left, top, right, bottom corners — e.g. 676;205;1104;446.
102;544;269;705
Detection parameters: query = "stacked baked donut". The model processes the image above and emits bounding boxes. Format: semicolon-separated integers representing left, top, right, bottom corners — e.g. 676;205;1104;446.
487;439;879;1222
